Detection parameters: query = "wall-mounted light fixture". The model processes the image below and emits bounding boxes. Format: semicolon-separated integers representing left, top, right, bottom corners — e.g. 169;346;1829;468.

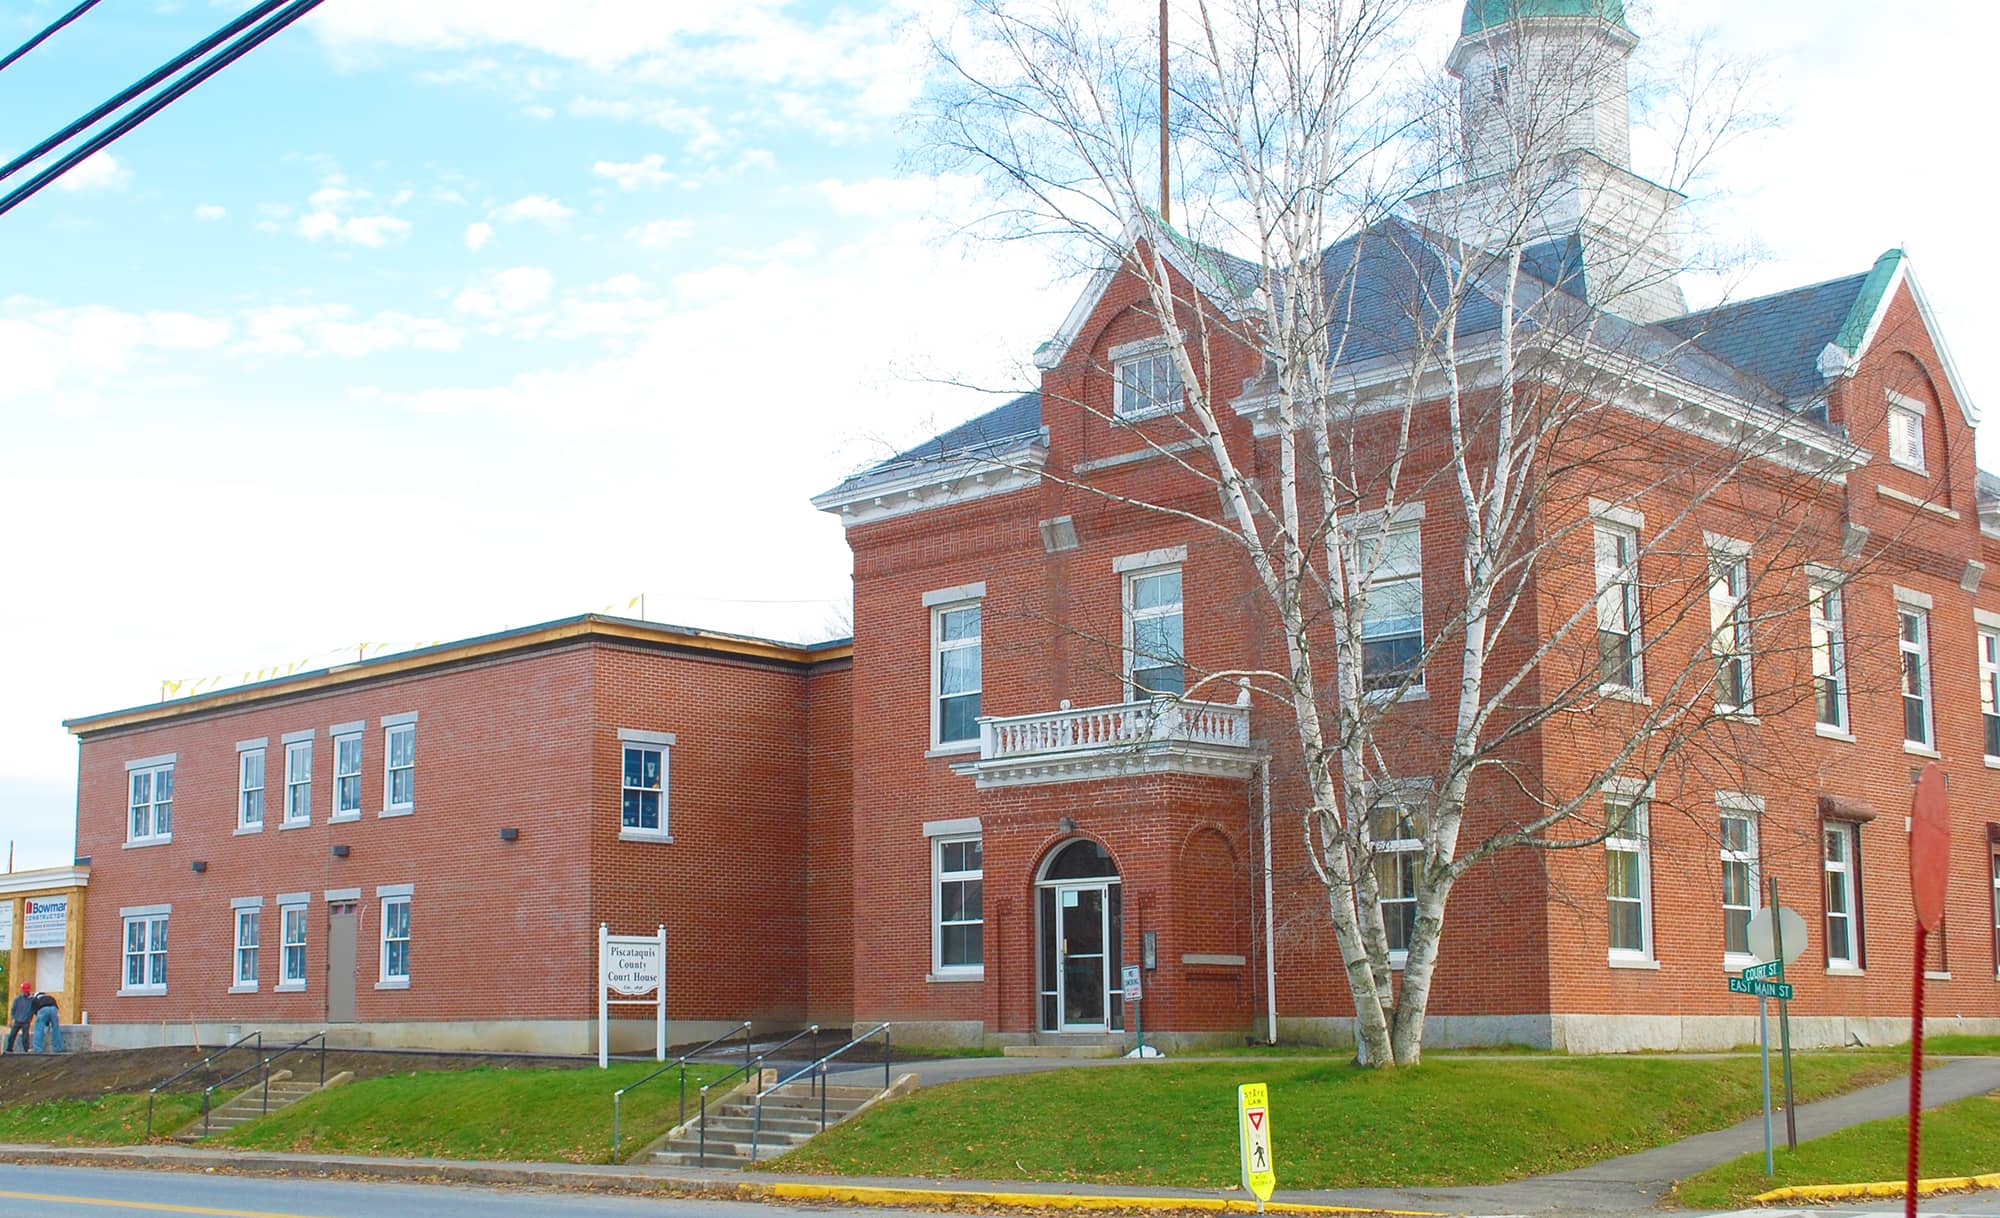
1057;816;1077;835
331;844;351;858
499;827;520;842
190;860;208;874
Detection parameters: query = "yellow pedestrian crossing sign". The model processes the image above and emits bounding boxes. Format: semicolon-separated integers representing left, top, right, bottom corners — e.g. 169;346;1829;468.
1237;1082;1275;1208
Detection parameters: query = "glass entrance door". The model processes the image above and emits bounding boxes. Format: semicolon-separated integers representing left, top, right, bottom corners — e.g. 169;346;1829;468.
1058;885;1106;1030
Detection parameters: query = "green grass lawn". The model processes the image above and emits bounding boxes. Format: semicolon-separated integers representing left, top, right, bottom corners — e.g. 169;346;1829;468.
1926;1035;2000;1056
213;1062;730;1164
0;1092;204;1145
781;1055;1908;1190
1670;1090;2000;1209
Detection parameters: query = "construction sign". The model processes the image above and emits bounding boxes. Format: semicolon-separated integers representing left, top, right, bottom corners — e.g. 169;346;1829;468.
1237;1082;1275;1207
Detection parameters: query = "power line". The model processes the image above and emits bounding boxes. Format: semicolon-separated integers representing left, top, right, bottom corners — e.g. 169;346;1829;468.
0;0;107;75
0;0;326;217
1;0;298;185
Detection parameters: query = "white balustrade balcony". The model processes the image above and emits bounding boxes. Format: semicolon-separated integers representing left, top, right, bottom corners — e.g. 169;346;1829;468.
953;697;1262;789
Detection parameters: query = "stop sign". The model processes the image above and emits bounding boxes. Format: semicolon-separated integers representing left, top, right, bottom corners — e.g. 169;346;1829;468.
1910;763;1950;931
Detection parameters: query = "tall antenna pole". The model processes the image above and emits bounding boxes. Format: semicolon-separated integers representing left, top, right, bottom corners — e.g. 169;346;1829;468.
1158;0;1170;224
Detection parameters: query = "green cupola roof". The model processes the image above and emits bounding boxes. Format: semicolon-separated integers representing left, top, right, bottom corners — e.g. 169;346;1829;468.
1460;0;1628;35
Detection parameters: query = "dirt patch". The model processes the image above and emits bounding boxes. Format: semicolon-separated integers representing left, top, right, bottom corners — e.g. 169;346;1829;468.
0;1046;596;1109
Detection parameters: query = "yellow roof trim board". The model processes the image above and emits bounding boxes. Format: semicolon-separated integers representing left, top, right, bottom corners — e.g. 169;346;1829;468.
65;614;852;737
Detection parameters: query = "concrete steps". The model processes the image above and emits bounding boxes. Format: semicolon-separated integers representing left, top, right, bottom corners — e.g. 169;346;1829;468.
172;1069;352;1141
649;1081;886;1168
1004;1033;1128;1058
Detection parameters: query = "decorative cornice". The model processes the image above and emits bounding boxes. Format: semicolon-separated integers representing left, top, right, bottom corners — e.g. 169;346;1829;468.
951;740;1263;790
811;436;1048;528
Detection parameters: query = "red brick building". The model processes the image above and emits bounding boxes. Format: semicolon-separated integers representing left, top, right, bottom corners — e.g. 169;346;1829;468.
65;0;2000;1053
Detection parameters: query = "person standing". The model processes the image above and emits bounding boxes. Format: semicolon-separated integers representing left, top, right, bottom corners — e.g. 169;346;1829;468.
5;985;30;1053
30;989;62;1053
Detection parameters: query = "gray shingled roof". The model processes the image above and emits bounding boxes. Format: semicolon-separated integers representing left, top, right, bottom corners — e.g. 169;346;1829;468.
873;390;1042;471
1660;272;1871;405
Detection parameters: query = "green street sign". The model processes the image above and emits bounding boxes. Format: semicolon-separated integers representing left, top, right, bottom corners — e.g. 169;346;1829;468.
1727;977;1794;1000
1740;961;1783;981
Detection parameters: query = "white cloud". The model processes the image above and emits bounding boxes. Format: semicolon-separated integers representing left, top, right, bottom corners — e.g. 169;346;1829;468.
453;266;556;317
567;97;724;156
491;194;575;226
593;154;674;191
299;211;414;247
816;174;982;218
238;303;460;357
194;204;227;222
629;218;693;249
55;152;129;193
464;221;494;250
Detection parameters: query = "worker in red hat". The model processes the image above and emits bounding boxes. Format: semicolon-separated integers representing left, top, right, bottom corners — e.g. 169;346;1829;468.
5;983;31;1053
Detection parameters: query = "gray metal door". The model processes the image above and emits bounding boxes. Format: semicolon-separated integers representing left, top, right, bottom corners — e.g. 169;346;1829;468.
327;903;359;1023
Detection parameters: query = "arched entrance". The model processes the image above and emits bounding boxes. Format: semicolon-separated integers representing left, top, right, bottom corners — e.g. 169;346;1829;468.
1036;839;1122;1033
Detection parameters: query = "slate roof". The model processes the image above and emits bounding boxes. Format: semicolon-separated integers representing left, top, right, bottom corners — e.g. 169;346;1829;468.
1659;272;1871;404
873;390;1043;472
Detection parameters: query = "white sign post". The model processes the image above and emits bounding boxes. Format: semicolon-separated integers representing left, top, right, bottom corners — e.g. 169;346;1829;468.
597;923;667;1069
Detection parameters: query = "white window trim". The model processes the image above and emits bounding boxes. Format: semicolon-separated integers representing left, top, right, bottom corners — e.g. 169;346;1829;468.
1588;498;1645;530
921;581;986;608
1593;519;1644;695
617;730;672;842
1886;390;1928;473
1109;338;1184;421
1809;575;1849;734
1122;562;1184;701
1357;519;1426;697
238;746;267;833
377;889;412;990
1360;782;1430;971
230;898;263;994
1979;623;2000;763
1604;781;1654;964
1824;823;1861;971
1897;600;1935;750
1111;546;1187;574
330;729;363;823
931;833;985;980
283;737;312;827
930;597;984;751
382;720;416;817
126;760;175;846
276;895;310;993
118;908;170;997
1719;793;1762;969
1706;543;1754;716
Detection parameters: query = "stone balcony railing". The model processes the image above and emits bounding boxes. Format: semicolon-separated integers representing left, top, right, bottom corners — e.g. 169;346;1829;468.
953;696;1262;789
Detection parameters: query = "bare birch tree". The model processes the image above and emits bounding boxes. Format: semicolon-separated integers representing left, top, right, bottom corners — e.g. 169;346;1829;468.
916;0;1871;1065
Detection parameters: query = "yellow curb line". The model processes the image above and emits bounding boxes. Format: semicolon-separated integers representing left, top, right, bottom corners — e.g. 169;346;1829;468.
1753;1171;2000;1203
749;1181;1441;1216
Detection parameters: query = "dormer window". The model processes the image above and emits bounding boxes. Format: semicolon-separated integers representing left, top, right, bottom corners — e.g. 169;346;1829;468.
1113;342;1184;420
1887;395;1926;472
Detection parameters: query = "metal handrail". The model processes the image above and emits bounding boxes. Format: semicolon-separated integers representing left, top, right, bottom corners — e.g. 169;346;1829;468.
202;1030;327;1136
609;1020;752;1160
145;1030;261;1139
689;1025;820;1167
749;1023;891;1163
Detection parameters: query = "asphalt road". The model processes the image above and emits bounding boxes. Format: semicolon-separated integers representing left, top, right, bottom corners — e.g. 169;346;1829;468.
0;1163;872;1218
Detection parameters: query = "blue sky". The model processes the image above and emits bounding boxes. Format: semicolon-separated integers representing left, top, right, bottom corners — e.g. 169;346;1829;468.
1;0;1994;870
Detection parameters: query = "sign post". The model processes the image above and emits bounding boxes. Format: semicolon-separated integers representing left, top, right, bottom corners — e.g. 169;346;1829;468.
1237;1082;1275;1211
597;923;668;1069
1123;964;1145;1058
1752;887;1804;1150
1907;764;1951;1218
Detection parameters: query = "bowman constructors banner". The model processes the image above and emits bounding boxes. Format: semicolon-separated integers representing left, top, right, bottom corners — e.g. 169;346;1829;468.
22;896;68;949
0;903;11;951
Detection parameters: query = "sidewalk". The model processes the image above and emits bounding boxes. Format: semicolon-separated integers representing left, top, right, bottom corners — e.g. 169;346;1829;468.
1;1057;1995;1217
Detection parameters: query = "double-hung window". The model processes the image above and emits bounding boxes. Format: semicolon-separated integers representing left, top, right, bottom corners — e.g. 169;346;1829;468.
1605;784;1652;962
121;908;169;995
1113;342;1184;420
379;887;411;988
126;758;174;844
1978;618;2000;761
332;726;363;820
237;742;265;831
1824;824;1861;970
1707;540;1752;714
931;596;982;747
1898;595;1934;749
1592;513;1643;693
1809;574;1848;733
232;899;262;992
277;896;309;991
383;715;416;814
1719;795;1762;962
283;733;313;826
933;835;984;976
1887;395;1926;472
618;729;673;840
1122;558;1185;698
1368;799;1425;964
1358;520;1424;692
1991;845;1999;979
